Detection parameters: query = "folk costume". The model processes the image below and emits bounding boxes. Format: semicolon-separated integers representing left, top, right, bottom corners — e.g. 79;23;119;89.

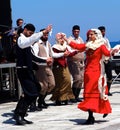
50;33;75;105
33;40;55;95
14;24;46;125
67;29;112;124
67;35;84;102
31;39;55;110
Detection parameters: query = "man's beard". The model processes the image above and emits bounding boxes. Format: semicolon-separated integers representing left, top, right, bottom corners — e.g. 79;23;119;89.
41;37;48;42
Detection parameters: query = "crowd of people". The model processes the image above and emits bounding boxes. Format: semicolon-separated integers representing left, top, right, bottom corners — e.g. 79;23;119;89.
1;18;119;125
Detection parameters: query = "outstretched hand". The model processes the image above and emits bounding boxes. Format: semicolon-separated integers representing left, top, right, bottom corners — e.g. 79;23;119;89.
111;48;119;56
43;25;52;34
62;35;70;44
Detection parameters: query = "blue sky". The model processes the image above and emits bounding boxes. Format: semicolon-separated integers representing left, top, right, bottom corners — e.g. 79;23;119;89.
11;0;120;43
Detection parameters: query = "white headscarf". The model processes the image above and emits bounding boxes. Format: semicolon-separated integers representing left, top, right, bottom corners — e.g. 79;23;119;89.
91;28;103;40
86;29;105;50
52;32;67;51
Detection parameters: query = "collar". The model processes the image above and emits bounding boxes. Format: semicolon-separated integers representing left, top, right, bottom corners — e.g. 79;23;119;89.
86;39;105;50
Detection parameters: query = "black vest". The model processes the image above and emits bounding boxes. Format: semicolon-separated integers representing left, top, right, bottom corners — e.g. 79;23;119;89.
16;44;33;69
16;44;46;70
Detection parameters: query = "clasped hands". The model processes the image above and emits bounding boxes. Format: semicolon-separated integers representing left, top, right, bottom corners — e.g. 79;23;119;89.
46;57;53;66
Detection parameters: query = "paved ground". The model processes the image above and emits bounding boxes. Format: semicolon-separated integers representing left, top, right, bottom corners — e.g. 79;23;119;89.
0;78;120;130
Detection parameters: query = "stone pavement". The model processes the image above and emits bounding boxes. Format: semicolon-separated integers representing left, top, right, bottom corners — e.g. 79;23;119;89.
0;82;120;130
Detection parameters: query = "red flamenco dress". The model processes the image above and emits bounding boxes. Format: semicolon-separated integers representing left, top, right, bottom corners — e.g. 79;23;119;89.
69;41;112;114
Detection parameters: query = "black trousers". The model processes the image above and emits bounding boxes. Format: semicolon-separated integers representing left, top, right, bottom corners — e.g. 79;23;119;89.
14;68;40;117
104;60;112;81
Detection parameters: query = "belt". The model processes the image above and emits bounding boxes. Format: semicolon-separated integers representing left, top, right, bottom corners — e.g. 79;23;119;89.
16;66;28;69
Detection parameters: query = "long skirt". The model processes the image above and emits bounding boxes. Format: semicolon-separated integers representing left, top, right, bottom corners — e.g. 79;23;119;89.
51;66;75;102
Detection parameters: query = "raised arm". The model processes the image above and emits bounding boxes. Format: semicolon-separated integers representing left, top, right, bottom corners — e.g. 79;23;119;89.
63;36;86;52
101;44;119;56
18;25;52;48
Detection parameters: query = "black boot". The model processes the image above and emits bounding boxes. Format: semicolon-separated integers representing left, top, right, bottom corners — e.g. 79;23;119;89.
84;116;95;125
38;94;48;109
55;100;61;106
37;94;43;111
72;87;82;102
29;100;37;112
14;96;28;116
83;110;95;125
13;113;33;125
14;96;24;114
42;94;49;108
75;88;82;102
14;95;36;125
13;113;26;125
103;114;108;118
107;81;112;96
23;118;33;124
72;87;77;97
71;87;77;103
13;97;28;125
42;101;49;108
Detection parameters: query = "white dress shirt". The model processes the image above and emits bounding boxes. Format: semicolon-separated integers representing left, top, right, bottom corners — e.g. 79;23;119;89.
18;32;43;48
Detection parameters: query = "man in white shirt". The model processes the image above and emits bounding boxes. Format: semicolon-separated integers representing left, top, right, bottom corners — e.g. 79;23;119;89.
13;23;52;125
30;29;55;111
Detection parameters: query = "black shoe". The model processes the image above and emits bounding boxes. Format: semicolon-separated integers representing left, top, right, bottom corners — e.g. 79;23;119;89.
69;99;77;103
55;100;61;106
83;116;95;125
62;100;69;105
29;104;37;112
42;102;49;108
37;107;42;111
38;103;48;109
108;93;112;96
43;101;49;106
42;105;48;109
25;113;28;117
37;103;43;111
29;107;37;112
103;114;108;118
13;114;26;125
23;118;33;124
76;98;82;102
29;101;37;112
36;106;42;111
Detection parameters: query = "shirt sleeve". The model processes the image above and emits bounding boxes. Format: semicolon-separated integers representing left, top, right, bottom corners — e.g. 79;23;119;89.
18;32;43;48
31;43;39;56
101;44;111;56
69;41;86;52
104;37;111;50
51;48;64;58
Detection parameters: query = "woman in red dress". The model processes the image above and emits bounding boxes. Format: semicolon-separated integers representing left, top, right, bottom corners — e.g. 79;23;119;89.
63;29;118;124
